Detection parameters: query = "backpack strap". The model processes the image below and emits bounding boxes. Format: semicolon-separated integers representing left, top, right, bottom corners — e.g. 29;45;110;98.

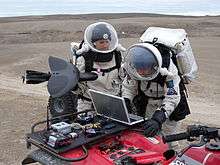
148;43;171;87
79;40;84;49
133;81;148;117
114;50;122;70
83;52;94;72
83;50;122;75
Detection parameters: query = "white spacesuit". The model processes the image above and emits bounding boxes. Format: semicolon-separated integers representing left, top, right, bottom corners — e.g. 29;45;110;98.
74;22;126;111
122;43;181;148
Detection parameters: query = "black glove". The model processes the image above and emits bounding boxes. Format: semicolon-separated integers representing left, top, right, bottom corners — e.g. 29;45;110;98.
124;98;135;114
143;110;166;137
143;119;161;137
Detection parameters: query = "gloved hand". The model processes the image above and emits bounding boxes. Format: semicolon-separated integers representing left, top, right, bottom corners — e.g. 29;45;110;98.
124;98;136;114
76;43;90;55
143;110;166;137
143;119;161;137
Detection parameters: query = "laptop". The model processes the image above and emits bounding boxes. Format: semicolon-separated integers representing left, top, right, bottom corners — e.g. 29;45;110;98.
89;89;146;125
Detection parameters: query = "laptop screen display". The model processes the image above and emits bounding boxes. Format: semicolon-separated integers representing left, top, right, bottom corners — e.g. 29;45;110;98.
89;90;130;123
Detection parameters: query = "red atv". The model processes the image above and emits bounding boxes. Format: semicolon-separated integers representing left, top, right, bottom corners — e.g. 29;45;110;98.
22;121;220;165
22;56;220;165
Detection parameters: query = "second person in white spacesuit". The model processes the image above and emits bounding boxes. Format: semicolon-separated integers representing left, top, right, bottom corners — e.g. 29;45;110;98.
121;42;190;149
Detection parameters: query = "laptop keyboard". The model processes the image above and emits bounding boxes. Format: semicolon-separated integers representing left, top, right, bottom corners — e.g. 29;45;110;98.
128;114;143;121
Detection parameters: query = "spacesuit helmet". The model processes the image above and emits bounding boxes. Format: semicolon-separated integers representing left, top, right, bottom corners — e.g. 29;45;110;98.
124;43;162;81
84;22;118;53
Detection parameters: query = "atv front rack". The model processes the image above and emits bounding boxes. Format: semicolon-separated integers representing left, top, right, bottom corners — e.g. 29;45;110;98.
25;110;129;163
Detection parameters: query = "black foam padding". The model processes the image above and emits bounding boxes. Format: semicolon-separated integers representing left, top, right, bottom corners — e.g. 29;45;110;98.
47;56;79;98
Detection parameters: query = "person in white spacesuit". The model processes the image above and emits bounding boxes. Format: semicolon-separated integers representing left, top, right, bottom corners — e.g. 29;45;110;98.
75;22;126;111
121;42;186;148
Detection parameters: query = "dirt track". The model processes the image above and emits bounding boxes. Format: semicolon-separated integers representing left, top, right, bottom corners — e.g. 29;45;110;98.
0;14;220;164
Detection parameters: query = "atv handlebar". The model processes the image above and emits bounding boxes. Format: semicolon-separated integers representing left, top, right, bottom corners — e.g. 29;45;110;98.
163;132;189;143
163;125;219;143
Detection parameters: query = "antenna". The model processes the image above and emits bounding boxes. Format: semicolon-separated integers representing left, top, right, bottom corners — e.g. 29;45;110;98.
46;105;50;131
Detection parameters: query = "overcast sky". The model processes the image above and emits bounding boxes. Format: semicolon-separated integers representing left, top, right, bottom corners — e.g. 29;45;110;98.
1;0;220;17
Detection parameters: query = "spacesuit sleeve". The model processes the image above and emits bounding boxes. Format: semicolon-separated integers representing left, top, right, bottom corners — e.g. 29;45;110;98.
161;60;181;117
121;75;138;101
73;56;88;96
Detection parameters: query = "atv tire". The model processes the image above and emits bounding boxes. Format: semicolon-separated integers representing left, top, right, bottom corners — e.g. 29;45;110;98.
48;91;78;121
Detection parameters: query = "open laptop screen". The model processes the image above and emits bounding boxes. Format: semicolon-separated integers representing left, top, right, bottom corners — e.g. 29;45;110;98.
89;89;130;123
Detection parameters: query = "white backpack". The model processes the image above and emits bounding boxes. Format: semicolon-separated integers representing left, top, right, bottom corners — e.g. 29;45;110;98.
140;27;198;84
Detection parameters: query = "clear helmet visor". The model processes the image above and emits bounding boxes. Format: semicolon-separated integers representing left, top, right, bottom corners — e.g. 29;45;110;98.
126;45;160;80
84;22;118;53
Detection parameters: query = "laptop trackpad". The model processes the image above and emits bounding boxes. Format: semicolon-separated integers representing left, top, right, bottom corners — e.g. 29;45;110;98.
129;118;137;122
